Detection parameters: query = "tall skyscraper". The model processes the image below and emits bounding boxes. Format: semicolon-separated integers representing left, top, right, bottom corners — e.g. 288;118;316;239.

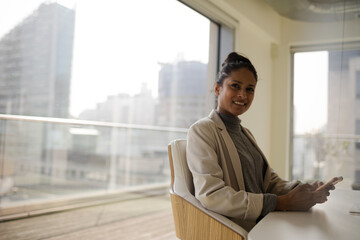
0;2;75;118
0;3;76;182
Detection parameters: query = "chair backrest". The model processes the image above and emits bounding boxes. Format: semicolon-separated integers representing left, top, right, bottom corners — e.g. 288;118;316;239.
168;139;194;197
168;139;247;240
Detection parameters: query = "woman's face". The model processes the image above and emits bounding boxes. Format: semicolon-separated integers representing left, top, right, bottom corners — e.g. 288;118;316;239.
215;68;256;117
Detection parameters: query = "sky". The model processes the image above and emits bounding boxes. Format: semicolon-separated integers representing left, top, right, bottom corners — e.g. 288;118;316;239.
0;0;210;117
293;51;328;134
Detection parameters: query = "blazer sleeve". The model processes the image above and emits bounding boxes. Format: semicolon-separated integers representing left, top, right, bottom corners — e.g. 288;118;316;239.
266;169;301;195
186;120;263;221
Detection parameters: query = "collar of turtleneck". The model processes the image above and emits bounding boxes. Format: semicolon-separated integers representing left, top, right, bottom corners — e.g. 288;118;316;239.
216;111;241;131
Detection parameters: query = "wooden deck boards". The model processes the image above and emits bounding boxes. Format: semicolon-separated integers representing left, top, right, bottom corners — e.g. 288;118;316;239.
0;194;178;240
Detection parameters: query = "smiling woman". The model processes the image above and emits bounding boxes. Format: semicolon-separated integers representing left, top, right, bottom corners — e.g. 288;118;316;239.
186;52;337;232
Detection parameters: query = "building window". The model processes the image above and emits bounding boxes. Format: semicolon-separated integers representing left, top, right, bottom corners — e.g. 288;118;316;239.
291;47;360;184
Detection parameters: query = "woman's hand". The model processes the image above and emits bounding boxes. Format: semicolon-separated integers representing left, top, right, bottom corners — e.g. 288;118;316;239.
311;180;324;189
275;183;331;211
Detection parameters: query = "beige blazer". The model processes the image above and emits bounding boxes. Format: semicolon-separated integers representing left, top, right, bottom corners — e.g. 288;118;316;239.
186;110;300;231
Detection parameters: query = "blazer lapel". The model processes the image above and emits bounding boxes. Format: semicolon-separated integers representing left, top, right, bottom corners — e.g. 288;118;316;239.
209;110;246;190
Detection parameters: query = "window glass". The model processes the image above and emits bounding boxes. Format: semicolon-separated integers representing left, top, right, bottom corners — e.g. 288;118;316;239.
292;48;360;188
0;0;220;213
0;0;212;123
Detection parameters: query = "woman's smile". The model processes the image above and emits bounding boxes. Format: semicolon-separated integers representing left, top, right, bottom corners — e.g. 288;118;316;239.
233;100;246;106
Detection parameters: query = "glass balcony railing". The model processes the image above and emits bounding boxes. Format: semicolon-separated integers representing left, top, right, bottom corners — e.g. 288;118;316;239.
0;114;187;219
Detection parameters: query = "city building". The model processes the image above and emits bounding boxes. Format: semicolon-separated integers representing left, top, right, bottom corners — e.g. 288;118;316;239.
0;3;75;184
157;61;208;128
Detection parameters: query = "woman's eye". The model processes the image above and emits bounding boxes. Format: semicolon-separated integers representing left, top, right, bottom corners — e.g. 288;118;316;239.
231;84;240;89
247;88;254;93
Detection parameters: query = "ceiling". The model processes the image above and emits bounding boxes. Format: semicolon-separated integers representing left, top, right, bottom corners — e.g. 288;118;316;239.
262;0;360;22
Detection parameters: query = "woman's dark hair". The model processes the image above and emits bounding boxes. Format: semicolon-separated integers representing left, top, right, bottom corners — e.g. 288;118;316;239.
217;52;258;85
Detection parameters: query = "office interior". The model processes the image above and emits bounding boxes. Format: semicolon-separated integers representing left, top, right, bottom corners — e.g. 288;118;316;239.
0;0;359;239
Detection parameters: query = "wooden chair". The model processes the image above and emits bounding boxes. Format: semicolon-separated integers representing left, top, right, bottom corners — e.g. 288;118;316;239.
168;139;247;240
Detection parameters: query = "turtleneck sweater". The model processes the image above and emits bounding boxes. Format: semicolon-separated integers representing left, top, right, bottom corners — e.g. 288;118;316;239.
217;111;277;217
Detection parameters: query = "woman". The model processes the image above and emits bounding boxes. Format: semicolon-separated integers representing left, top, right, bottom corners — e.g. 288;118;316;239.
186;52;337;231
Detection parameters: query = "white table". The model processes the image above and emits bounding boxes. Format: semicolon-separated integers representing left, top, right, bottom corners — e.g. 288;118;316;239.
248;189;360;240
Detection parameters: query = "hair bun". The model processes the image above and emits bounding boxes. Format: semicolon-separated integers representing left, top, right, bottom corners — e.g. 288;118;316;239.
222;52;250;67
217;52;258;84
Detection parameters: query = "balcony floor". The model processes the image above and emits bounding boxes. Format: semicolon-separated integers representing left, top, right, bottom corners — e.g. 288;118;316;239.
0;191;178;240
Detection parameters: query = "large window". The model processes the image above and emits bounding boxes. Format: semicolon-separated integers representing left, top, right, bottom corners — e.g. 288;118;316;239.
0;0;231;218
291;46;360;188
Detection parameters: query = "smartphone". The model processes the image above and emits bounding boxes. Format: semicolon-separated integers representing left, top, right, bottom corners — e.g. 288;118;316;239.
316;176;343;191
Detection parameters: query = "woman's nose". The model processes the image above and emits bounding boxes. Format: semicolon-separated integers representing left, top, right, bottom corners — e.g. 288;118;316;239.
237;90;247;98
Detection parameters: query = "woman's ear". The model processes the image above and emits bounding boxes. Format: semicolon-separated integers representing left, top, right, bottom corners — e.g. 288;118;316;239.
215;82;220;96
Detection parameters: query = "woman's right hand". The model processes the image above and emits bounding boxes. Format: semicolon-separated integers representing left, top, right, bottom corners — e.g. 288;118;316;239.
275;183;329;211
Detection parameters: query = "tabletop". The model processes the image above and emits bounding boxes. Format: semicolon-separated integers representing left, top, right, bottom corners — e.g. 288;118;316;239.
248;189;360;240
